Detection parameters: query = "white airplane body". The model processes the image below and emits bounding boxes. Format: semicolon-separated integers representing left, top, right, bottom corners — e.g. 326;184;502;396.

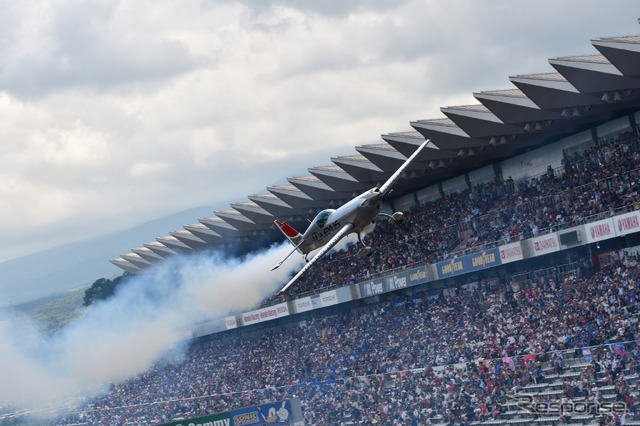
272;140;431;294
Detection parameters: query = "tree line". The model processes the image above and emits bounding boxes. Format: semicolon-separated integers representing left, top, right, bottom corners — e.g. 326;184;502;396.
83;273;131;306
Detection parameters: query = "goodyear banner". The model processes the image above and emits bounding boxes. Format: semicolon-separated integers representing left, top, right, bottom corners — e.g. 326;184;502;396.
436;248;501;279
359;266;428;297
231;400;292;425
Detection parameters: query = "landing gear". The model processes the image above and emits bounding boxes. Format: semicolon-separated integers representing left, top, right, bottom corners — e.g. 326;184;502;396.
391;211;404;224
378;211;404;224
357;245;373;258
357;233;374;258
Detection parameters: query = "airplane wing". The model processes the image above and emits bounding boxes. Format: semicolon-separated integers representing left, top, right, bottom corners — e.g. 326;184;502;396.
378;139;431;197
277;223;354;294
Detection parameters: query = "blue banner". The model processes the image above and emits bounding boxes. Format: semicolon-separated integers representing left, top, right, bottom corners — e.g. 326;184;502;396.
231;400;292;425
436;248;502;279
359;266;428;297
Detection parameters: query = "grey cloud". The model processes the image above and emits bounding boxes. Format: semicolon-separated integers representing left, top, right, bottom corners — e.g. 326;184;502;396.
0;1;199;99
235;0;410;18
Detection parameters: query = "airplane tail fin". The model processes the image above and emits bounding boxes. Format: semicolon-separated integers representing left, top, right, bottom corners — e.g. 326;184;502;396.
274;220;303;247
272;220;304;271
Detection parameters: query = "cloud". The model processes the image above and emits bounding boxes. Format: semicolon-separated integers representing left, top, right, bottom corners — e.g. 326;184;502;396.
0;0;637;265
129;161;171;178
0;1;199;98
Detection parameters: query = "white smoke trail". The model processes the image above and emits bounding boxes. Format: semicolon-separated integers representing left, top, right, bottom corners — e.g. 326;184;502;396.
0;242;301;417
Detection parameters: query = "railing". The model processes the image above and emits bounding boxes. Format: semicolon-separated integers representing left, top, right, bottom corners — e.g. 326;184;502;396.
265;199;639;307
505;261;582;289
433;165;640;263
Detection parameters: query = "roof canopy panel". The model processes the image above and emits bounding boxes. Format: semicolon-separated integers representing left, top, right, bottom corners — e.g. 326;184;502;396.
592;36;640;76
474;89;560;124
308;165;366;192
441;104;523;138
510;73;600;109
549;54;640;93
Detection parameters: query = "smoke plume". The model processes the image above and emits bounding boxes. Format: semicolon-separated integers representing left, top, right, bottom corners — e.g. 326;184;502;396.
0;242;299;418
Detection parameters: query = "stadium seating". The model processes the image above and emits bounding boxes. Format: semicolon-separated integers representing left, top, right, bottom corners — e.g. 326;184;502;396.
278;132;640;302
2;134;640;425
18;257;635;425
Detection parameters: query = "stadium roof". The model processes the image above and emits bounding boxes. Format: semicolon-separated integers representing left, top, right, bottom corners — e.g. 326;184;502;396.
111;33;640;273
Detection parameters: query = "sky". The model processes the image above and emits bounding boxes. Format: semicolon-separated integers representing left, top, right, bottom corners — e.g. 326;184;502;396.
0;0;639;263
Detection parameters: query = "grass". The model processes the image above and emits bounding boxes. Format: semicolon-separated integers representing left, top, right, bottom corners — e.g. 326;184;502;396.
12;287;88;335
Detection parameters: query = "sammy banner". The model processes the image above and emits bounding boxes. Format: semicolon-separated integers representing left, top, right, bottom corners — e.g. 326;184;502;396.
585;218;616;243
231;400;292;425
614;210;640;236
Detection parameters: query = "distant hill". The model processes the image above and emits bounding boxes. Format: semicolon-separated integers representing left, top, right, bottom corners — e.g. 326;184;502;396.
0;205;217;306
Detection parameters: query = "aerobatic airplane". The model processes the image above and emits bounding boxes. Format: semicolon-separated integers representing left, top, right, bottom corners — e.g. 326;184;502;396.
272;139;431;294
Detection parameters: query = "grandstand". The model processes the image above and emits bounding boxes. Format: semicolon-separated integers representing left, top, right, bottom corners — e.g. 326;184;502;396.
24;260;638;425
110;32;640;276
4;27;640;426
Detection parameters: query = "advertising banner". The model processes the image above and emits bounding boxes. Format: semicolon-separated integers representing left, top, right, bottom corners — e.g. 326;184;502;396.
361;278;385;297
498;242;524;264
614;210;640;236
160;412;231;426
407;266;429;286
231;400;292;425
293;296;313;314
436;248;501;279
318;290;338;307
359;266;428;297
584;217;615;243
241;302;289;326
161;400;297;426
530;233;560;257
225;316;238;330
310;294;322;310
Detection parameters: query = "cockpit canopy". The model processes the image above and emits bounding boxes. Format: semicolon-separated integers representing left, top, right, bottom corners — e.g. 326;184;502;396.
312;209;335;228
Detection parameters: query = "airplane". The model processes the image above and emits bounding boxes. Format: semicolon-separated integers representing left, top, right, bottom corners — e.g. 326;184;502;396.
272;139;431;294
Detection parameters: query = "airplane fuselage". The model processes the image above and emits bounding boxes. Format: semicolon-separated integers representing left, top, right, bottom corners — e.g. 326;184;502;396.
298;188;382;254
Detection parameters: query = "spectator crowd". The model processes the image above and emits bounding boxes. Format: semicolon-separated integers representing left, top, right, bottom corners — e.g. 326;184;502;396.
2;132;640;425
13;257;635;425
281;132;640;300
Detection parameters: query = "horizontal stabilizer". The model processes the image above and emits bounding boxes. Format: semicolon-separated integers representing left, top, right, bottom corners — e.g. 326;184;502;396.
271;246;299;271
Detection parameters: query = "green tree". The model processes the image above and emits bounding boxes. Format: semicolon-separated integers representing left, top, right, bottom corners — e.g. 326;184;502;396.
83;273;130;306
